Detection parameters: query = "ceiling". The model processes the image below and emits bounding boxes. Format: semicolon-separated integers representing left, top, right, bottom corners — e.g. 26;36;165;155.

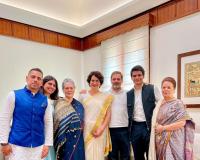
0;0;170;37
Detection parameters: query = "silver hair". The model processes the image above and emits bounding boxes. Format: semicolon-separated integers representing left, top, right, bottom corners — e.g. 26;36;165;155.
62;78;75;90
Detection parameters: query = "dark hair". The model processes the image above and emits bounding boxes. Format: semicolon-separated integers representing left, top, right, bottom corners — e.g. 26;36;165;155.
162;77;176;89
87;71;104;86
28;68;43;76
130;65;145;77
111;71;123;80
43;75;59;100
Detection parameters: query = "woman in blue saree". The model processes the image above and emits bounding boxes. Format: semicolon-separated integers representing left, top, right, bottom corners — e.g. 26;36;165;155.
54;78;85;160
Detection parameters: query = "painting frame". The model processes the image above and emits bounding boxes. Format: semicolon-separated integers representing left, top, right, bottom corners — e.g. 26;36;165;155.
177;50;200;108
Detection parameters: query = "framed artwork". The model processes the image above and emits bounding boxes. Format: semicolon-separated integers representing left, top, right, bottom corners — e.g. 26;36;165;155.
177;50;200;108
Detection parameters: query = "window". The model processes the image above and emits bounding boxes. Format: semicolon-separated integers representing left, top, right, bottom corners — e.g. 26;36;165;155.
101;26;149;91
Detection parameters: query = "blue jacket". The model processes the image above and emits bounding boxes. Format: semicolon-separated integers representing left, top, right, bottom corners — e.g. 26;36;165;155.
9;87;48;147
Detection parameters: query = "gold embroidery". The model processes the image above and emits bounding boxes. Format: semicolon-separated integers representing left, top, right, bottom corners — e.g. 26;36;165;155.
85;95;113;154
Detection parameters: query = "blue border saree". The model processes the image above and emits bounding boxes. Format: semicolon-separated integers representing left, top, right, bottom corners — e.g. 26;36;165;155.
54;98;85;160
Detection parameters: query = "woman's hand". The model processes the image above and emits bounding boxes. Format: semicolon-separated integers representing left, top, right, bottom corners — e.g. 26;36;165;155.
155;124;165;134
92;107;111;138
156;120;186;133
92;126;104;138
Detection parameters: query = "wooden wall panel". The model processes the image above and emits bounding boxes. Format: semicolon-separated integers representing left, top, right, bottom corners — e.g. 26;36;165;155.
83;13;153;50
1;0;200;51
70;37;82;50
12;22;29;39
0;19;81;50
58;34;81;50
0;19;12;36
44;31;58;45
150;9;158;26
199;0;200;9
58;34;71;48
83;35;98;50
99;14;152;40
29;26;44;43
157;1;176;25
176;0;198;18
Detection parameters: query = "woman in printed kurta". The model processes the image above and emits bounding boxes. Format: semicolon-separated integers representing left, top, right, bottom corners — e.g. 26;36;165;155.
42;75;59;160
54;78;85;160
149;77;195;160
79;71;113;160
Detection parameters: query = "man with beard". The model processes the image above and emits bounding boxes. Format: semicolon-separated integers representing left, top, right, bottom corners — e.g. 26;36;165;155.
107;71;130;160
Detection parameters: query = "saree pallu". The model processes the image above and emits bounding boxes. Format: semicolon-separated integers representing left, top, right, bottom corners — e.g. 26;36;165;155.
80;93;113;160
54;98;85;160
149;99;195;160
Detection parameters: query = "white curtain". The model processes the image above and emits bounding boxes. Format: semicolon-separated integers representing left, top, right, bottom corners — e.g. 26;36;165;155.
101;26;150;91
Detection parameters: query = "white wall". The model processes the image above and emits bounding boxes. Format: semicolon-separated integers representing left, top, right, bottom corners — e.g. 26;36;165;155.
150;12;200;158
0;35;82;108
150;12;200;87
81;47;102;89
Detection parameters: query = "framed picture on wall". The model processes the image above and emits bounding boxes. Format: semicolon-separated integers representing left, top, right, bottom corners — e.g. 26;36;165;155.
177;50;200;108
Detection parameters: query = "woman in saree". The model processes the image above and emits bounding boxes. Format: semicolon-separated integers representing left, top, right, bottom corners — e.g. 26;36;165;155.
79;71;113;160
42;75;59;160
149;77;195;160
54;78;85;160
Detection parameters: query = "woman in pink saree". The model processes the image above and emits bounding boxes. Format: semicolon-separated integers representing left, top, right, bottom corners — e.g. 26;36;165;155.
149;77;195;160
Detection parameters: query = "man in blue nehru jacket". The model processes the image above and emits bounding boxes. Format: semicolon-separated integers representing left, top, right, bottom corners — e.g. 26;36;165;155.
0;68;53;160
127;65;160;160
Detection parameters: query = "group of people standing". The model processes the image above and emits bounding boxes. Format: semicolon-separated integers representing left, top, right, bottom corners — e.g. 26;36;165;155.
0;65;195;160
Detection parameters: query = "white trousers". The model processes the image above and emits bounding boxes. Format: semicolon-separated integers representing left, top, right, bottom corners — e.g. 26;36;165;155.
5;144;44;160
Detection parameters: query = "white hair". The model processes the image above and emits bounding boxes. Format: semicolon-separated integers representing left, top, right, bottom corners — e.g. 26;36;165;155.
62;78;75;90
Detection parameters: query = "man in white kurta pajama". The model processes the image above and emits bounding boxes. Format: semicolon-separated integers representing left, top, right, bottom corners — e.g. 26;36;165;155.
0;68;53;160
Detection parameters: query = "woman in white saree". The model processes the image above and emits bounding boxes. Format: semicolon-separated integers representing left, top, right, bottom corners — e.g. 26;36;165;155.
79;71;113;160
